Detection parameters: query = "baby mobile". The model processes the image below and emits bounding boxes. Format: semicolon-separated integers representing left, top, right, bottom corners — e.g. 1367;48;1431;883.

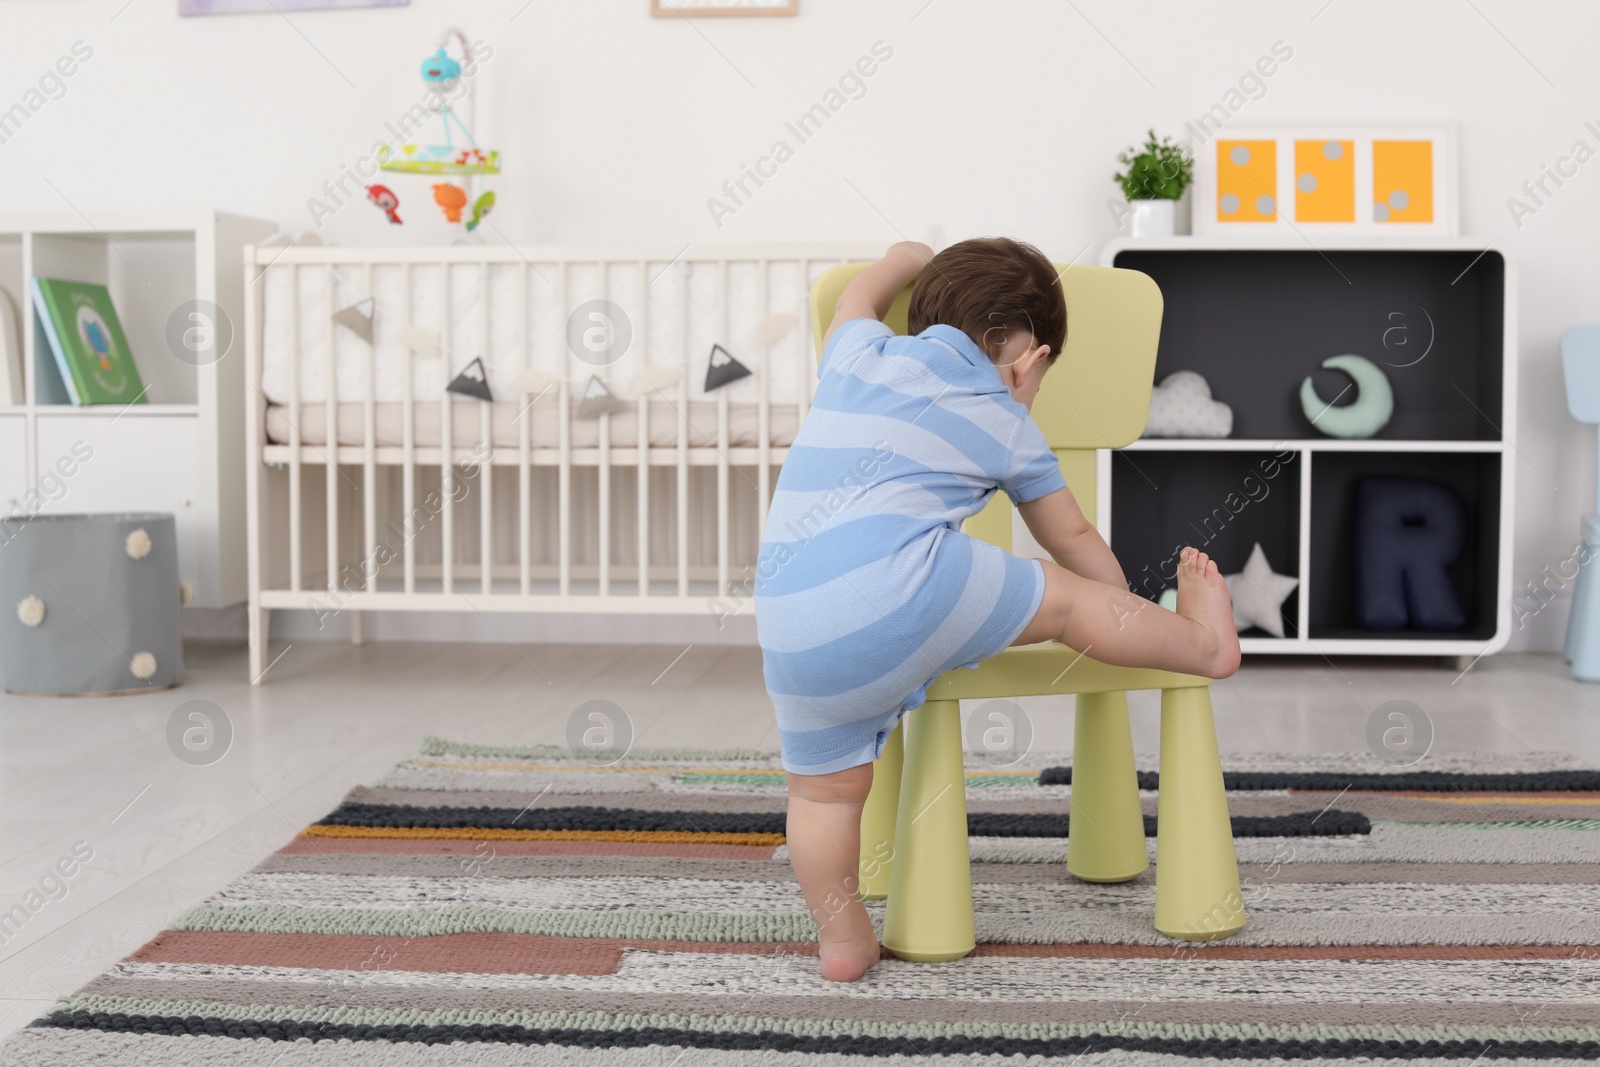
366;27;500;237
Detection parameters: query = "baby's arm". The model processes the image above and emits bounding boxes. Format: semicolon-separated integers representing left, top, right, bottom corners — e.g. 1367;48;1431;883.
1017;487;1128;589
824;241;933;344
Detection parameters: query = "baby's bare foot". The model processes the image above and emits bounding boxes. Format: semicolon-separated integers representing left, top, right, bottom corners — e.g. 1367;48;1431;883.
817;899;881;982
1176;547;1241;679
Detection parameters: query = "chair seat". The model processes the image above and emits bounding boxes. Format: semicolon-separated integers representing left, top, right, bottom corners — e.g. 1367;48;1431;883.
926;641;1208;701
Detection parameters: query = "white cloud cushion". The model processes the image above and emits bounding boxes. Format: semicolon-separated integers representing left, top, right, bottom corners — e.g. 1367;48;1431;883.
1143;371;1233;438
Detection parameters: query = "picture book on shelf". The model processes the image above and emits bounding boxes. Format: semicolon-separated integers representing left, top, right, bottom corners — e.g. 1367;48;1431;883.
29;277;145;406
0;288;21;406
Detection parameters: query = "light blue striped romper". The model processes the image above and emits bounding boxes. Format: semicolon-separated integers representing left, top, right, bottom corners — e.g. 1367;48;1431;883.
755;318;1067;775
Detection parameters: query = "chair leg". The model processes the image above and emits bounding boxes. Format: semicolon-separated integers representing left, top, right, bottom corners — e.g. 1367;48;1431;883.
1067;691;1149;883
1567;515;1599;664
858;720;903;900
1569;517;1600;679
882;699;975;962
1155;685;1245;941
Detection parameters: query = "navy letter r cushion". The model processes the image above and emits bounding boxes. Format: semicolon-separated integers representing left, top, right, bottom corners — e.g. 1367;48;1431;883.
1353;477;1469;631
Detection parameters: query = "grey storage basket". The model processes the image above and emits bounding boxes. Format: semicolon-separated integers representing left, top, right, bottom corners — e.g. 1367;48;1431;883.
0;512;185;695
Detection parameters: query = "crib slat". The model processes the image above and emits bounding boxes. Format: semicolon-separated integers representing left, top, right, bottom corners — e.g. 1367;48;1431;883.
363;262;376;594
326;270;339;596
519;262;531;597
440;261;453;593
676;265;689;598
480;262;493;596
402;264;416;595
716;259;730;599
637;259;649;598
558;262;571;597
288;264;302;594
757;259;770;539
597;259;610;598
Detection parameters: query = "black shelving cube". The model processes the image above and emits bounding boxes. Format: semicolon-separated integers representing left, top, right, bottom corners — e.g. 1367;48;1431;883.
1308;451;1501;641
1112;248;1506;443
1110;448;1302;638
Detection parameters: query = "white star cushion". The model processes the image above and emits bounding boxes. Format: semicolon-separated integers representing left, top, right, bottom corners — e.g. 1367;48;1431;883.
1224;542;1299;638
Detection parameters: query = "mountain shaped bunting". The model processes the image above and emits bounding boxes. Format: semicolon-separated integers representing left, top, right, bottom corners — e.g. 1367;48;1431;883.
446;357;493;402
750;312;796;350
396;326;440;359
509;367;554;395
704;343;752;392
634;365;683;394
577;374;628;418
331;298;375;343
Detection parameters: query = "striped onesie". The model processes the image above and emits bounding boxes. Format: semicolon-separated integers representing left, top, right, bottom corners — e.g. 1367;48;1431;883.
754;318;1067;775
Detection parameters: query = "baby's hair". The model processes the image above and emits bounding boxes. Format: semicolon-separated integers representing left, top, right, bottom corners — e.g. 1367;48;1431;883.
907;237;1066;363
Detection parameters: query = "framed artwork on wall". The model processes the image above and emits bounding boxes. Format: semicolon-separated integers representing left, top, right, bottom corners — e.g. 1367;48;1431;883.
1192;125;1457;236
652;0;797;15
181;0;404;12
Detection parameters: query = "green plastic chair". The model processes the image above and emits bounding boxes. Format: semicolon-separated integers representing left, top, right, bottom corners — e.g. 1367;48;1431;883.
808;261;1245;962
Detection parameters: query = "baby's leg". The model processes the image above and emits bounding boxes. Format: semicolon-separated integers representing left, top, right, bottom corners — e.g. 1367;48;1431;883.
786;763;881;982
1014;547;1241;679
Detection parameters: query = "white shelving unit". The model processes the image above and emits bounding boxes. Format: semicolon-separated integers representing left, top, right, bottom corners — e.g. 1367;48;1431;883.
0;212;276;610
1098;237;1517;658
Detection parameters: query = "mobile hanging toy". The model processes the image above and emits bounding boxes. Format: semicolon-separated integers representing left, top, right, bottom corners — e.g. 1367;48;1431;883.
366;184;402;225
466;190;495;232
376;28;501;233
432;183;468;223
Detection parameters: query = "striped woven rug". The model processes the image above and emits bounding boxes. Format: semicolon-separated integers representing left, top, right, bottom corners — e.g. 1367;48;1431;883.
6;739;1600;1065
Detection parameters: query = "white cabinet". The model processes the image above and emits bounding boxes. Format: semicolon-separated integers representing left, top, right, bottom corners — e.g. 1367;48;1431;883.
35;414;202;597
0;212;276;609
0;416;25;515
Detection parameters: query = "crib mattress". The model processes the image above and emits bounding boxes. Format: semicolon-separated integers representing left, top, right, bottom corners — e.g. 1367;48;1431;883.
264;397;801;449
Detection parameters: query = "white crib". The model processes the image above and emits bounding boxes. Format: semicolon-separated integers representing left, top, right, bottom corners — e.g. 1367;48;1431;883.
244;243;878;682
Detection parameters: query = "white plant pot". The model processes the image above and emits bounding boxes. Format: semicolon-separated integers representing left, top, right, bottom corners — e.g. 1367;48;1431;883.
1129;199;1177;238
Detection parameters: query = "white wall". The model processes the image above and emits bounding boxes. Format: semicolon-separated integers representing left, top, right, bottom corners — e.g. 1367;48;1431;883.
2;0;1595;650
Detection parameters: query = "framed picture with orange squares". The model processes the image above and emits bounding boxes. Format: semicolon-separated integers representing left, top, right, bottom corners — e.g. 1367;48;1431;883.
652;0;796;14
1192;125;1456;236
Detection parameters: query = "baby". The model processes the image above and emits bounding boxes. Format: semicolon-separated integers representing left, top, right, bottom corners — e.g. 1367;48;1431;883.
754;238;1240;982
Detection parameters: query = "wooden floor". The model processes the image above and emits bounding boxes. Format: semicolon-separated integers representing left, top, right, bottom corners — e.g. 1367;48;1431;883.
1;640;1597;1036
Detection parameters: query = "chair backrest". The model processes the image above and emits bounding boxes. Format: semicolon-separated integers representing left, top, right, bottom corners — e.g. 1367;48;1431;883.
808;261;1164;546
1561;324;1600;425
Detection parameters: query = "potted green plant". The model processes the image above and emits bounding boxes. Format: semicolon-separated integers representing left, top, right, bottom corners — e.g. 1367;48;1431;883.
1114;130;1194;237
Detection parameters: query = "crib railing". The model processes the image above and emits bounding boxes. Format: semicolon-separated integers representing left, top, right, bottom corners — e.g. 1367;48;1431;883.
245;244;879;681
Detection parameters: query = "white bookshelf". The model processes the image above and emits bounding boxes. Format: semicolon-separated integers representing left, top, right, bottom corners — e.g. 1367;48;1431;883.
0;212;277;610
1097;237;1517;658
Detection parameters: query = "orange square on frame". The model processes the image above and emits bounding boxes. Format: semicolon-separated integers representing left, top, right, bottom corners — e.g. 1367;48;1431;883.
1372;140;1434;223
1216;140;1277;222
1294;139;1354;222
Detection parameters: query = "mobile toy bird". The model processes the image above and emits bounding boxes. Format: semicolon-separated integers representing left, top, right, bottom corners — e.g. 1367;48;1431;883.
421;47;459;84
366;184;402;225
466;190;495;232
